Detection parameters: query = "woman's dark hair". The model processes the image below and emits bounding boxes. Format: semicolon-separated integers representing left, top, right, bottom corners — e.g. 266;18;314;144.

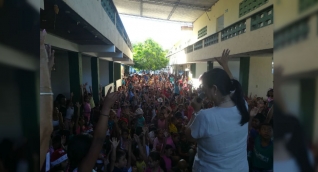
201;68;249;125
149;152;167;172
267;89;273;97
55;94;66;103
274;104;314;172
67;134;93;172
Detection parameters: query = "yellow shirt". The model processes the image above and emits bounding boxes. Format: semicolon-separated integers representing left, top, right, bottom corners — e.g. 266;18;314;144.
136;161;146;172
169;123;178;134
90;97;95;109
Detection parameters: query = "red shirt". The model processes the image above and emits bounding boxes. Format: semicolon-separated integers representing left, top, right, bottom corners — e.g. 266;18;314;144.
187;106;194;119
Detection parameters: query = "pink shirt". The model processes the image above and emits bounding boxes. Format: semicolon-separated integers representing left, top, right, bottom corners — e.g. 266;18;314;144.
83;102;91;117
117;108;121;118
162;155;171;171
152;136;175;152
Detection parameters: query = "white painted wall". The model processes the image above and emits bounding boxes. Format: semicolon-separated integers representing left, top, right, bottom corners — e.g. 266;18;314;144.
248;54;273;98
195;63;207;78
280;80;301;118
0;67;22;141
213;60;240;81
63;0;133;59
82;56;92;87
99;59;110;86
51;52;70;99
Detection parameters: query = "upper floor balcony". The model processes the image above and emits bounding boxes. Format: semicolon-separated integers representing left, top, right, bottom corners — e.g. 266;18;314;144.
167;5;274;65
41;0;133;63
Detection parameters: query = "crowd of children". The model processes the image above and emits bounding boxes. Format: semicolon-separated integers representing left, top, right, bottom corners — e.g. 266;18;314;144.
42;70;275;172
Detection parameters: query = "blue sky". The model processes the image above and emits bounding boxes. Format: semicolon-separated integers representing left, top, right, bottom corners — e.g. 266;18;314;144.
120;14;192;50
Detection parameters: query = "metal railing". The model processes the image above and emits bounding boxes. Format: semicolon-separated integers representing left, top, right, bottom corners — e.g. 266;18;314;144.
167;7;273;56
101;0;133;51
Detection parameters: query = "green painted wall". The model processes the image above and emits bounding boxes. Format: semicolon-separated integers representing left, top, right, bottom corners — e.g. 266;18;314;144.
68;52;83;102
91;57;100;105
109;61;114;84
300;78;316;143
191;63;196;78
207;61;213;71
17;69;38;172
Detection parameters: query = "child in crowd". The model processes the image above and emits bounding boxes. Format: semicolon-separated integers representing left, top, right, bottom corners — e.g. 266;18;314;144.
135;108;146;135
43;73;274;172
250;123;273;172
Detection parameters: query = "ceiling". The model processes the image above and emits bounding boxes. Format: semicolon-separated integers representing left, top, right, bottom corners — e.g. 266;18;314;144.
41;0;112;45
113;0;218;23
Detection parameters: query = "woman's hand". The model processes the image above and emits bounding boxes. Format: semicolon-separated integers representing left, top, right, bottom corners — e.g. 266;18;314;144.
215;49;230;67
191;97;201;113
110;137;120;148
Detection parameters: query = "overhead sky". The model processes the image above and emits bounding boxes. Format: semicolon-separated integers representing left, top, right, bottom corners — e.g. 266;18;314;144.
119;14;192;50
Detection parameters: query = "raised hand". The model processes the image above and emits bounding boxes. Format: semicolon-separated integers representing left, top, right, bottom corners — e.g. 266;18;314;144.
75;102;81;108
110;137;120;148
142;126;149;133
40;29;46;46
133;134;140;143
191;97;202;113
61;135;66;145
250;107;259;117
45;44;55;71
215;49;230;67
102;87;119;109
114;116;119;124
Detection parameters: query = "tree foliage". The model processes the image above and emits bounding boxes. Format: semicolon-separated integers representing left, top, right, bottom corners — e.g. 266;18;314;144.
133;39;169;71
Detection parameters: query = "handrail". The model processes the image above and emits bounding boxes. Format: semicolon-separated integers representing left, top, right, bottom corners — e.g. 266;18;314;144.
101;0;133;51
167;5;273;57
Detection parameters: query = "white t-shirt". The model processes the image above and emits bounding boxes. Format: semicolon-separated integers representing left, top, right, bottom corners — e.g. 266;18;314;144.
190;106;249;172
65;107;74;120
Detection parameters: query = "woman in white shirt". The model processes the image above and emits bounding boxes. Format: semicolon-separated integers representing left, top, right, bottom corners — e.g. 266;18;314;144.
185;49;250;172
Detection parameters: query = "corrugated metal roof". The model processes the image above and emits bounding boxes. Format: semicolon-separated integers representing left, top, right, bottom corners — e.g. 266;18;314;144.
113;0;218;23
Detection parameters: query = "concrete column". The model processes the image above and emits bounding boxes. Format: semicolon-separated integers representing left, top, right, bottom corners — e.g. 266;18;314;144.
68;52;83;102
109;61;114;84
207;61;213;71
239;57;250;96
91;57;100;105
300;78;316;143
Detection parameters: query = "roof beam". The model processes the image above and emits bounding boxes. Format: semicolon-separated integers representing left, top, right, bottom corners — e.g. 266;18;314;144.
98;52;123;58
79;45;115;53
167;0;180;20
140;0;143;16
128;0;211;11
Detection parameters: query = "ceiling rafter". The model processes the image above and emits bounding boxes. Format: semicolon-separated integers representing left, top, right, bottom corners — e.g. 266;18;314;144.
167;0;180;20
128;0;211;11
140;0;143;16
